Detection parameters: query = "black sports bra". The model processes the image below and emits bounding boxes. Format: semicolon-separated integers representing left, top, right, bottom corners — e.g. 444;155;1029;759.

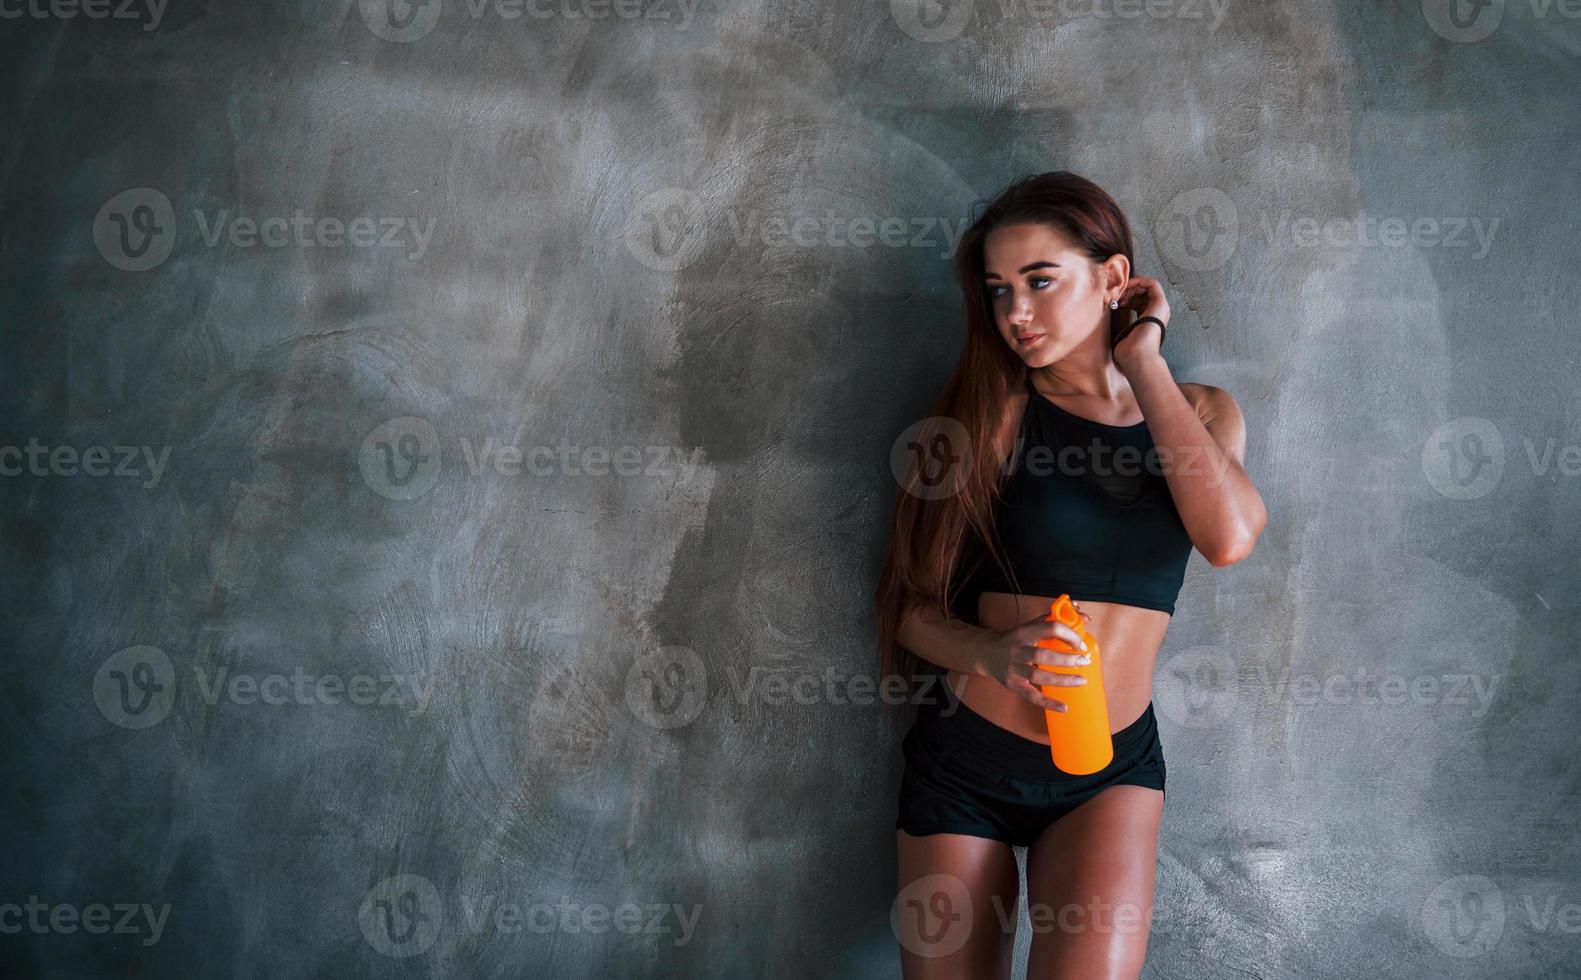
953;375;1194;618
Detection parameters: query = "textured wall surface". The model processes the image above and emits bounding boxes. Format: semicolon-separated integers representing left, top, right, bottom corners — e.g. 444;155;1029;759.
2;1;1578;976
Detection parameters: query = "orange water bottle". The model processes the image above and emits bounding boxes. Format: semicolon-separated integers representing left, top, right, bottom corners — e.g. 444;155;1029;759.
1035;594;1113;775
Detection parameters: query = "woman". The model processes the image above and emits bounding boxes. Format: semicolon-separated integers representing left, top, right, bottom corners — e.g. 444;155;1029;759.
874;171;1267;979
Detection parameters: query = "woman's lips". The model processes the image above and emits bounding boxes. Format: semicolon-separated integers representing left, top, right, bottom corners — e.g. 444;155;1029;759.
1018;333;1044;347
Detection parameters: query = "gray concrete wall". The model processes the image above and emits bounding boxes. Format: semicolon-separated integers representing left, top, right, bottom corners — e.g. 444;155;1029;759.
2;1;1578;976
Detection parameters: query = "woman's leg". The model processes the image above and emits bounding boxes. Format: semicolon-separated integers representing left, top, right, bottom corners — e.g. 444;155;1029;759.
895;829;1020;980
1023;786;1164;980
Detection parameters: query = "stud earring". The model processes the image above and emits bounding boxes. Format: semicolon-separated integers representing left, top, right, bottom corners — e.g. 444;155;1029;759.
1109;299;1119;310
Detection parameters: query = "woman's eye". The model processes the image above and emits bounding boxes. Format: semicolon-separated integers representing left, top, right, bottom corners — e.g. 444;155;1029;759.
987;285;1007;298
1030;276;1052;289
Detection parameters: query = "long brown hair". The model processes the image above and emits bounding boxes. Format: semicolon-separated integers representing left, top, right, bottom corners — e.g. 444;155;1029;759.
872;171;1137;714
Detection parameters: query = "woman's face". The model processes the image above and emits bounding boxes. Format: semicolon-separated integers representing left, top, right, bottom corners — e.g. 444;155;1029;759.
982;222;1121;366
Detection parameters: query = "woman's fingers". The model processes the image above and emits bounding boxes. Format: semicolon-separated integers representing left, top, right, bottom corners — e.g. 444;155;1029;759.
1018;620;1087;652
1021;681;1068;712
1031;646;1089;669
1047;623;1088;651
1028;666;1086;688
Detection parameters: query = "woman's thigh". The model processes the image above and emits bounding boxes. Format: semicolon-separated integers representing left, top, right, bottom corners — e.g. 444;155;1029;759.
1023;785;1164;980
895;829;1020;980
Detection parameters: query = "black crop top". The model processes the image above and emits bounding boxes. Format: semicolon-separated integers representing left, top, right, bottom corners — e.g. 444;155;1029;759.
954;375;1194;618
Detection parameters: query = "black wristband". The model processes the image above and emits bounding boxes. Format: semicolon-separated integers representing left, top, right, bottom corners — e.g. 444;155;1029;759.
1131;315;1167;345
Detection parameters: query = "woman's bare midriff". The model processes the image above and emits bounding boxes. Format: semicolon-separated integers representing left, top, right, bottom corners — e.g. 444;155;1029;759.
945;591;1171;740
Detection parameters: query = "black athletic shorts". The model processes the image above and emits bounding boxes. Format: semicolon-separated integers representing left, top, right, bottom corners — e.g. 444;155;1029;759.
895;687;1166;848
